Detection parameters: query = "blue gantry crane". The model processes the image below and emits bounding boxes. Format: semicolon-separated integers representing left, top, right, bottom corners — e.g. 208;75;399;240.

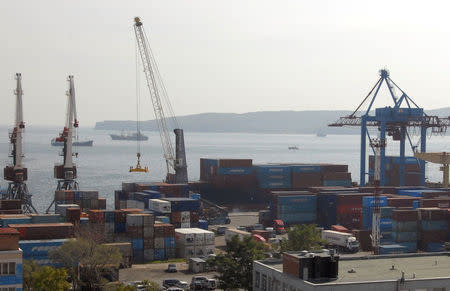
329;69;449;187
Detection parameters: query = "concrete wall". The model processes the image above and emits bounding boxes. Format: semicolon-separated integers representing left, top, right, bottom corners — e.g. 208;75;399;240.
253;261;450;291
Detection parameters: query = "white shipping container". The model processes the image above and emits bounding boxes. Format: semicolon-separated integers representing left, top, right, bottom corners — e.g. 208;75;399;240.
181;211;190;223
55;204;79;217
225;228;251;243
142;214;154;226
149;199;171;213
175;228;196;246
126;214;143;227
181;222;191;228
194;246;206;257
194;231;205;245
205;232;215;245
177;245;195;259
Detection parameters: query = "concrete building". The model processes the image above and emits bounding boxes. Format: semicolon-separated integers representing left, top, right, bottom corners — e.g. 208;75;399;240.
254;251;450;291
0;228;23;291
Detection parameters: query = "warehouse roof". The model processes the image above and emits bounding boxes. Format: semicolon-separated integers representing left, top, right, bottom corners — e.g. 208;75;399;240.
261;253;450;284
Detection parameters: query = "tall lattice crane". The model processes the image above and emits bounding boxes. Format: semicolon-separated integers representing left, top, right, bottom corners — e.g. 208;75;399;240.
370;138;385;255
133;17;188;183
4;73;37;213
46;75;79;213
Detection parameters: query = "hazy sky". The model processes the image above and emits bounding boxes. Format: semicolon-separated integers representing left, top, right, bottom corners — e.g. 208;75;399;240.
1;0;450;126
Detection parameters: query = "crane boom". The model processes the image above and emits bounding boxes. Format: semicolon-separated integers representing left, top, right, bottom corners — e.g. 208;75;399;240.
13;73;25;169
133;17;188;183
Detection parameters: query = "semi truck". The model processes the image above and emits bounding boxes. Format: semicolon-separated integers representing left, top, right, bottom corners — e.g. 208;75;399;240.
321;230;359;253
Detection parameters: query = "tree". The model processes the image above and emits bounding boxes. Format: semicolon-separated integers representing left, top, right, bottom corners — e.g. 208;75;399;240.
214;235;265;291
141;280;160;291
23;260;70;291
280;224;325;252
49;238;122;289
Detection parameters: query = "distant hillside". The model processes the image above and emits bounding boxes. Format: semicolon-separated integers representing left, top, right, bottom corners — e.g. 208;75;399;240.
94;108;450;134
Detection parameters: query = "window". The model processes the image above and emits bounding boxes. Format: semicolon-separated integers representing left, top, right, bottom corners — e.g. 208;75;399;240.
255;271;260;288
8;263;15;275
0;263;15;276
1;263;7;275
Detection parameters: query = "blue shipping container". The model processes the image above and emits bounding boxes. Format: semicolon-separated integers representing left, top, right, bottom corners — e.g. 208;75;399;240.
164;237;175;249
258;179;291;189
425;242;445;252
198;220;208;230
132;239;144;250
114;223;126;233
317;194;337;228
163;198;200;212
421;220;447;231
19;239;68;257
392;221;418;232
278;212;316;225
362;196;388;208
217;167;253;175
290;165;322;173
323;180;351;187
398;242;417;253
380;207;395;218
392;231;417;242
154;248;166;260
380;218;392;231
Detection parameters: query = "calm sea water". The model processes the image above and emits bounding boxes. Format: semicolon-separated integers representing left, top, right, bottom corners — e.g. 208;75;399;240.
0;126;449;213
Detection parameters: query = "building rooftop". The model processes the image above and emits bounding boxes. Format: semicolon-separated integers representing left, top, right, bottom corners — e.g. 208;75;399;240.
264;253;450;284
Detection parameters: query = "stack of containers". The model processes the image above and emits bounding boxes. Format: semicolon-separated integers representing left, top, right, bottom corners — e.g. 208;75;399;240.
8;223;74;240
209;159;256;189
54;190;105;211
153;223;175;260
336;193;371;230
418;208;448;252
200;158;219;181
0;215;32;228
115;187;163;210
88;210;105;242
103;210;115;243
148;199;171;215
255;165;291;189
380;207;395;244
316;191;371;229
19;239;69;266
29;214;61;224
388;197;421;208
392;209;418;252
290;165;322;188
175;228;214;259
126;213;154;263
55;204;80;220
164;198;200;228
271;191;316;225
420;198;450;209
362;196;388;229
368;156;421;186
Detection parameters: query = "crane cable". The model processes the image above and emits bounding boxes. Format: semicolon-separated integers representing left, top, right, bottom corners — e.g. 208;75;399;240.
135;37;141;157
142;28;180;129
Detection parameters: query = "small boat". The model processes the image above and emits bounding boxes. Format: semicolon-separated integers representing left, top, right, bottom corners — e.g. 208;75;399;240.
51;138;93;147
110;131;148;141
288;146;299;150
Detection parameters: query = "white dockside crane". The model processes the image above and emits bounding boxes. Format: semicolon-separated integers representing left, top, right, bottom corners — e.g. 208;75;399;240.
3;73;37;213
46;75;79;213
133;17;188;183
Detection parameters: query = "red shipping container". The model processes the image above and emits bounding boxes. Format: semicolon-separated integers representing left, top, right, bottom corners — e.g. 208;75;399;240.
291;173;322;188
337;213;362;230
251;230;270;241
420;199;450;209
321;164;349;173
9;223;74;240
421;192;450;199
218;159;252;168
66;208;81;224
323;172;351;181
418;208;447;221
98;198;107;210
388;197;420;208
392;209;419;221
89;210;105;224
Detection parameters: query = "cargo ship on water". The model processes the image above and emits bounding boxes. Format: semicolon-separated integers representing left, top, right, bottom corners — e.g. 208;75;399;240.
110;131;148;141
51;138;93;147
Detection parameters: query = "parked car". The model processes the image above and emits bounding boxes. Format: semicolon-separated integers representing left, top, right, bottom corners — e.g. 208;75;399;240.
167;288;184;291
176;281;189;290
163;279;181;288
166;263;178;273
216;226;227;235
190;276;216;290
